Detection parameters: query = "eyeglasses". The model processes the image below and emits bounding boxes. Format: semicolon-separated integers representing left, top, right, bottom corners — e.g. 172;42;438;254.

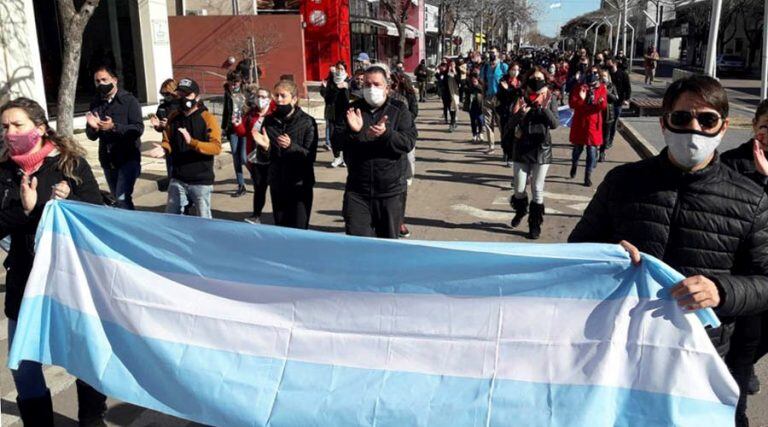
666;110;723;130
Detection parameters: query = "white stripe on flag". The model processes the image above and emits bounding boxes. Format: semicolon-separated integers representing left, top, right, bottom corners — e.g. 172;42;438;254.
26;234;731;405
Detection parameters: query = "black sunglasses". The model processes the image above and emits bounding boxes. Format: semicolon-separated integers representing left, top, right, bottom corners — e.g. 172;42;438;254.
666;110;722;130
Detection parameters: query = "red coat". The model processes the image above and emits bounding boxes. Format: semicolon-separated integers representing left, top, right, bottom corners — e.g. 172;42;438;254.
232;102;276;162
569;83;608;146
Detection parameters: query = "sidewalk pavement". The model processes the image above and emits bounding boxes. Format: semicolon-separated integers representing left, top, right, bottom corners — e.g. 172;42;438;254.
619;68;753;158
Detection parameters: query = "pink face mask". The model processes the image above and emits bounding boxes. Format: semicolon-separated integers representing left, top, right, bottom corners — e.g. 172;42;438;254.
5;129;42;156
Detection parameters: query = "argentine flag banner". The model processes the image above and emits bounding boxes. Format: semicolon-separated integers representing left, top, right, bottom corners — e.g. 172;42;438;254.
9;201;738;426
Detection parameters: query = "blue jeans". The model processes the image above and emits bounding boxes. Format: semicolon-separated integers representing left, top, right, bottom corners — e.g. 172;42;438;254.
103;160;141;210
605;104;622;151
230;134;247;186
470;107;484;136
7;319;47;400
166;179;213;218
571;145;597;172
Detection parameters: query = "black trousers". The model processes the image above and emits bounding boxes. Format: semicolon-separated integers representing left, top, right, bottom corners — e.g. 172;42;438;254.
271;184;313;229
328;121;342;158
247;163;270;217
343;191;405;239
726;315;763;426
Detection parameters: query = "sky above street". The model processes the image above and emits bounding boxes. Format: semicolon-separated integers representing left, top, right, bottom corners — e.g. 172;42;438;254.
537;0;601;37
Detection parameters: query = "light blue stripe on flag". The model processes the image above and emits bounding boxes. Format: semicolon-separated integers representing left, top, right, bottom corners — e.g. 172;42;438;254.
9;201;737;426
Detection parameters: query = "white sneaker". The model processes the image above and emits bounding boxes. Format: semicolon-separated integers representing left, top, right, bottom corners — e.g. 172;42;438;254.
331;156;344;168
407;178;413;186
245;216;261;224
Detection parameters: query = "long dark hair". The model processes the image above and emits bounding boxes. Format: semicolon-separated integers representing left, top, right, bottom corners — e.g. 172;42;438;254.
0;98;87;183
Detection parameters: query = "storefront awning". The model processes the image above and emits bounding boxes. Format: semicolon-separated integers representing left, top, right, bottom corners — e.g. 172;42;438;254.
353;18;419;39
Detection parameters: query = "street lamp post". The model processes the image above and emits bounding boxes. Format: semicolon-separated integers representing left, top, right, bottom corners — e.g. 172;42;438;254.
593;21;605;55
614;11;622;55
704;0;723;77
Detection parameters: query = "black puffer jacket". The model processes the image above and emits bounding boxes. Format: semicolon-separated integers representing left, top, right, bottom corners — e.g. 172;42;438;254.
333;97;418;198
721;140;768;189
1;155;102;320
504;96;559;164
569;150;768;356
262;107;318;191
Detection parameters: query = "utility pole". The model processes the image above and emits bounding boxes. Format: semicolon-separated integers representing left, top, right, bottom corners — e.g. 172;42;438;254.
704;0;723;77
622;0;627;54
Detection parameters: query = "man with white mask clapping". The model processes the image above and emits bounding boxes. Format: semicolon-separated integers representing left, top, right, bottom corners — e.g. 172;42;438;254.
333;63;418;238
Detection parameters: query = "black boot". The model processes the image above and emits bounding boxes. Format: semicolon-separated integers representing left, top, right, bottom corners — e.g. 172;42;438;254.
76;379;107;426
509;195;528;228
17;389;54;427
528;202;545;240
584;170;593;187
450;111;457;131
570;163;577;179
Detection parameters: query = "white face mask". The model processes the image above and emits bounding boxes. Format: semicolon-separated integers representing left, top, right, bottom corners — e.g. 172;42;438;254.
663;129;723;169
333;71;347;84
363;87;387;107
257;97;270;111
510;70;519;78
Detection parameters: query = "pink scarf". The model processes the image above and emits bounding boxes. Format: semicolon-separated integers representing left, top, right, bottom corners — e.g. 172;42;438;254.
11;142;56;175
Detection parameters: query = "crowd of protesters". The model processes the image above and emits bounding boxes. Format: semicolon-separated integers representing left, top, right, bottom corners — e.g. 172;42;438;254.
3;45;768;427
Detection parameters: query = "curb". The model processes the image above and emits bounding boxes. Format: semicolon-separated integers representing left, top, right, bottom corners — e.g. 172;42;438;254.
618;119;659;160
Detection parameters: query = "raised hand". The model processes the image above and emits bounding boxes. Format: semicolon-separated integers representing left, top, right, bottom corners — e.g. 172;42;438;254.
253;128;270;150
367;115;388;138
99;116;115;131
86;111;101;130
346;108;364;133
20;175;38;215
277;134;291;149
51;181;71;200
146;143;166;159
178;128;192;144
753;138;768;176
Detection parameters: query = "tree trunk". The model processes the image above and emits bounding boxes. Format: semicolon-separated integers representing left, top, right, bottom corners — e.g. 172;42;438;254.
56;0;101;137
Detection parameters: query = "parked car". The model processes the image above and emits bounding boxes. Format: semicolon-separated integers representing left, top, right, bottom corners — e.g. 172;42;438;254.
716;54;746;73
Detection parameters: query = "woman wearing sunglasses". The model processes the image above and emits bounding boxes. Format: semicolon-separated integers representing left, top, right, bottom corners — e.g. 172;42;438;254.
720;99;768;427
571;75;768;427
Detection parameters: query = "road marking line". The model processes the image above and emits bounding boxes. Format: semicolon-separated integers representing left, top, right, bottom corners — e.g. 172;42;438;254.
452;204;562;221
567;202;590;212
541;191;592;202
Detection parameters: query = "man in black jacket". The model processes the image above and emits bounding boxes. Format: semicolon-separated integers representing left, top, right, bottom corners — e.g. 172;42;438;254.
333;64;418;238
569;76;768;366
606;58;631;153
148;78;222;218
85;66;144;209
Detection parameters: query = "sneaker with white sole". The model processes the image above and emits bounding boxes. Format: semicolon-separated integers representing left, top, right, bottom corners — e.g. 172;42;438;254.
330;156;345;168
245;216;261;224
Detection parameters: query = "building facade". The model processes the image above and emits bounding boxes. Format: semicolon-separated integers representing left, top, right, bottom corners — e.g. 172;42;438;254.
2;0;173;117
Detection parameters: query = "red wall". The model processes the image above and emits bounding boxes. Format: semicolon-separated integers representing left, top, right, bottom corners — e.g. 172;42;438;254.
168;15;307;96
301;0;351;81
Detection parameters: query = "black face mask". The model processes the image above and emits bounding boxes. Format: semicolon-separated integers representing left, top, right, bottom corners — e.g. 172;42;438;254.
273;104;293;118
490;54;497;62
98;83;114;97
527;79;547;92
585;73;599;85
181;98;197;112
